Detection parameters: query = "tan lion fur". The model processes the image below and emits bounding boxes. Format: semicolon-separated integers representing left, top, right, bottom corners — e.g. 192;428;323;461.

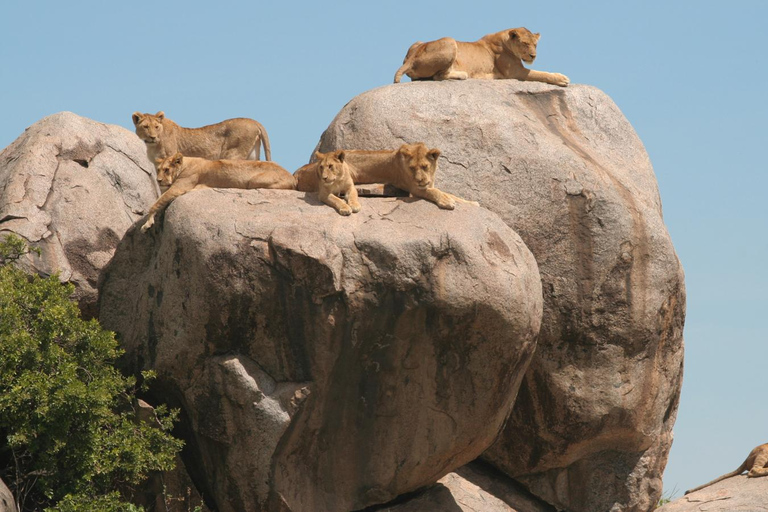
295;143;477;210
314;151;361;216
132;111;272;165
685;443;768;495
141;152;295;232
394;27;569;86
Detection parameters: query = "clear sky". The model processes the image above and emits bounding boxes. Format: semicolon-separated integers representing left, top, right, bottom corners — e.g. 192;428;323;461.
2;0;766;501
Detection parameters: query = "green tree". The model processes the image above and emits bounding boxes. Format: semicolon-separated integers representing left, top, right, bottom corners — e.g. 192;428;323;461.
0;234;183;511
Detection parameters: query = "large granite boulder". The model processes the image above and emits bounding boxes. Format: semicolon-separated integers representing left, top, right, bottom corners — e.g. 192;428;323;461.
99;188;543;512
316;80;686;512
0;112;158;317
0;478;15;512
656;475;768;512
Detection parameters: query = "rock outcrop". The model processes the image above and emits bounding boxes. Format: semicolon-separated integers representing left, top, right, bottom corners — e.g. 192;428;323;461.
0;112;157;318
0;478;15;512
656;475;768;511
99;188;543;512
316;80;685;512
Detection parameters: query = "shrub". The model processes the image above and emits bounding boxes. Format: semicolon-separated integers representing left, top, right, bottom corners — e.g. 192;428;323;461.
0;234;183;511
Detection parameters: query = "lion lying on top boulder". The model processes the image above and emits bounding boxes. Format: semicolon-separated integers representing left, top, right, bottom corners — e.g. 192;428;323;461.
394;27;569;86
132;111;272;165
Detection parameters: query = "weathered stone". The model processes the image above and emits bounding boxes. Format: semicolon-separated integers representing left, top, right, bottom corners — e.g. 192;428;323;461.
372;461;556;512
0;112;157;318
0;478;15;512
656;475;768;512
99;188;543;512
316;80;685;512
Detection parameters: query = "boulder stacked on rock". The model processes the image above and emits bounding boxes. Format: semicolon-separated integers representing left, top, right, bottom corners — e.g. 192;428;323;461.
316;80;685;512
0;112;158;318
99;188;543;512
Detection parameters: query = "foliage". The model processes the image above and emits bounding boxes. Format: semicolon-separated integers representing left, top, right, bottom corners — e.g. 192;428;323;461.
0;234;184;511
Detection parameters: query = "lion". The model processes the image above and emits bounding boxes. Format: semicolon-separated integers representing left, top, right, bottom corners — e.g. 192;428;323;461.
295;143;477;210
393;27;569;86
685;443;768;495
141;152;295;233
314;151;362;216
132;111;272;165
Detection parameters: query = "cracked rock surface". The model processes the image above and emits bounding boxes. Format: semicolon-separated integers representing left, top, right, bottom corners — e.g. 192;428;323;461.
0;111;157;317
656;475;768;511
316;80;686;512
98;188;543;512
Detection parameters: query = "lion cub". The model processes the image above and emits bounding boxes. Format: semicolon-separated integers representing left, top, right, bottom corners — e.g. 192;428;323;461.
314;151;361;216
685;442;768;495
141;152;295;233
132;111;272;165
394;27;569;86
295;143;477;210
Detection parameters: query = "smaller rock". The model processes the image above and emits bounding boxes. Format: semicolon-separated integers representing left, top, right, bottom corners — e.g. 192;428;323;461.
656;475;768;511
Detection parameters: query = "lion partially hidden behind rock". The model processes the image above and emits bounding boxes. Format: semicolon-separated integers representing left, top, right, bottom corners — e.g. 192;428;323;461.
394;27;569;86
132;111;271;165
685;443;768;495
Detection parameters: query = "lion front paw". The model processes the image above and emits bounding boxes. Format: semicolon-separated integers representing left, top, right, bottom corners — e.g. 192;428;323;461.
438;197;456;210
337;206;353;216
140;216;155;233
350;202;362;213
553;73;570;87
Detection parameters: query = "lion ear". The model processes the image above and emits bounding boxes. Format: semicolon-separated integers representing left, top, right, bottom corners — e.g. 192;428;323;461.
314;151;325;161
132;112;142;125
398;144;413;157
427;149;441;161
155;157;164;165
534;32;541;41
156;111;165;120
336;151;346;163
509;29;519;40
173;152;183;165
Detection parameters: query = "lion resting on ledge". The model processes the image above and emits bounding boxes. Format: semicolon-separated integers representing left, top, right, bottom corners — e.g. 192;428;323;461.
394;27;569;86
141;153;295;233
295;143;477;210
132;111;272;165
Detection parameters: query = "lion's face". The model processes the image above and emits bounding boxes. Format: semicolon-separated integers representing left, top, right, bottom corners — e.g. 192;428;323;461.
503;28;541;64
132;111;165;144
398;143;440;190
155;152;184;189
315;151;347;185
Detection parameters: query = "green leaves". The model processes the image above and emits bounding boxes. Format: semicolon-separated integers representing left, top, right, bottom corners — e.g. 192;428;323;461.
0;235;183;511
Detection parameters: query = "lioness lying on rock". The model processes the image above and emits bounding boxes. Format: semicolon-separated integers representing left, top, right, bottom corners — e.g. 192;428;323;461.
132;111;272;165
141;152;295;233
295;143;477;210
394;27;569;86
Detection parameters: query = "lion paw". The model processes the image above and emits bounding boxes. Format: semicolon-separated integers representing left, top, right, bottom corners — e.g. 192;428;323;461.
553;73;570;87
350;203;362;213
140;218;154;233
338;206;352;216
438;198;456;210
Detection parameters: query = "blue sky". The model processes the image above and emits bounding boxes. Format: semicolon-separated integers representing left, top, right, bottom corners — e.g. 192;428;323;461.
2;0;766;500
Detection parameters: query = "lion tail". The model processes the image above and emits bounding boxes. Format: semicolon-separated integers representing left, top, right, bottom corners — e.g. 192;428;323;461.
394;41;423;83
260;124;272;161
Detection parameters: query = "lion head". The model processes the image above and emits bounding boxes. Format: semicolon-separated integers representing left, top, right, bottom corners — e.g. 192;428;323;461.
155;152;184;190
396;143;441;190
503;27;541;64
132;111;165;144
315;150;350;185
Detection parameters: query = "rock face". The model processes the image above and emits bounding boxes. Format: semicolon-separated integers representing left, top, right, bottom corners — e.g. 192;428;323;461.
0;112;158;318
657;475;768;511
377;461;556;512
99;188;543;512
0;478;15;512
316;80;686;512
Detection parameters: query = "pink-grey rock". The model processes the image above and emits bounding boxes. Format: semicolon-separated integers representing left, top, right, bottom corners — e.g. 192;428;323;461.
0;478;15;512
315;80;686;512
656;475;768;512
373;461;555;512
0;112;158;318
98;188;543;512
